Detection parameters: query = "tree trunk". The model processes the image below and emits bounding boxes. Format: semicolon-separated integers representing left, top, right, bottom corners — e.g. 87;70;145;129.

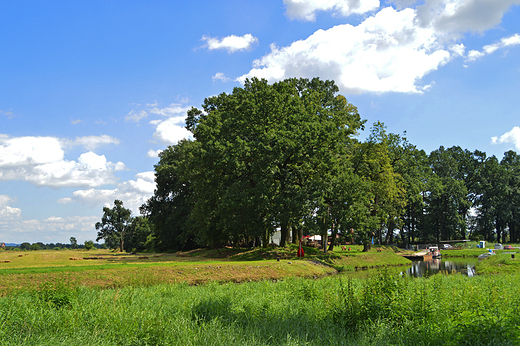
322;229;328;253
280;222;288;247
327;224;338;252
291;223;297;244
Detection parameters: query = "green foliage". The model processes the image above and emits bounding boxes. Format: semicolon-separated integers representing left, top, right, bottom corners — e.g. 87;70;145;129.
139;79;520;251
84;240;95;251
70;237;78;249
140;140;199;252
96;199;133;252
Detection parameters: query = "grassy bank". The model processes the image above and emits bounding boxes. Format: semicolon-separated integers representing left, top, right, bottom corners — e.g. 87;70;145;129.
0;249;336;296
1;271;519;345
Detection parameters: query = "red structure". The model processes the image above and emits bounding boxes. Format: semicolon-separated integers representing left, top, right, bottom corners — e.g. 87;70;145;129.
297;239;305;257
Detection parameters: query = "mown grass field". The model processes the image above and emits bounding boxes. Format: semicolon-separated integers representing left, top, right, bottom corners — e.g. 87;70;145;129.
0;245;414;296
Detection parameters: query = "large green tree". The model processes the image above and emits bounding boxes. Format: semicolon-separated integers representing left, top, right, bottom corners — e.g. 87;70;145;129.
351;123;406;251
186;77;365;248
501;151;520;242
140;140;199;251
96;199;133;252
423;146;470;242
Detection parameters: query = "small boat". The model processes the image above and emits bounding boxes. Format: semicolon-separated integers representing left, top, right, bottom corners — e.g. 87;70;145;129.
478;249;496;260
428;246;441;259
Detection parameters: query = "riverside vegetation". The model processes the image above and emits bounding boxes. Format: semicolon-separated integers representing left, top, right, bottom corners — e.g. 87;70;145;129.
1;247;520;345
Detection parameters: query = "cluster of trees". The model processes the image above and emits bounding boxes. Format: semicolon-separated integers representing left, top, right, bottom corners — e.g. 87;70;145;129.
95;78;520;253
95;200;153;252
11;239;102;251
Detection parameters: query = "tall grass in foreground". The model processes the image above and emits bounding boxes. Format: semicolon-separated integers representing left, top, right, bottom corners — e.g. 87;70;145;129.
1;272;519;345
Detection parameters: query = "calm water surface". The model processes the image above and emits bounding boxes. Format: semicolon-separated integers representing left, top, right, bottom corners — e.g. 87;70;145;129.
403;258;478;278
338;258;479;279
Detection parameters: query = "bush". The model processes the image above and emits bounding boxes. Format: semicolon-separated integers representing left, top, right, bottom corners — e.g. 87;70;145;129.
84;240;95;251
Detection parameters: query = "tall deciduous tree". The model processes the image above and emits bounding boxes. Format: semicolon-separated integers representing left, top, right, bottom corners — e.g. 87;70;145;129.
351;123;406;251
69;237;78;249
96;200;133;252
424;146;469;242
140;140;199;251
186;77;364;248
501;151;520;243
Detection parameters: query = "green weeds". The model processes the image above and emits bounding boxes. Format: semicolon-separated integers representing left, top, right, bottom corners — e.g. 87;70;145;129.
1;272;520;345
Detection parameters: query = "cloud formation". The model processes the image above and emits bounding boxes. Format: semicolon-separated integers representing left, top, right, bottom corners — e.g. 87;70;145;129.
58;171;156;214
491;126;520;150
67;135;121;151
0;214;100;244
201;34;259;53
240;7;451;93
466;33;520;61
240;1;520;94
0;195;21;220
150;117;193;145
284;0;380;21
213;72;232;82
415;0;520;35
0;135;125;188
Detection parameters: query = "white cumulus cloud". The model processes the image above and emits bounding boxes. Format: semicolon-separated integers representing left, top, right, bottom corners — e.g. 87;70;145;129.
239;7;451;94
238;1;520;94
491;126;520;150
150;117;193;146
0;214;100;244
213;72;232;82
147;149;163;158
0;135;124;188
201;34;259;53
125;109;148;122
58;171;156;214
0;195;21;220
284;0;380;21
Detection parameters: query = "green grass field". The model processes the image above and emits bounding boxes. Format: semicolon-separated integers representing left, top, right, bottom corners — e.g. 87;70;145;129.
2;246;520;345
1;269;520;345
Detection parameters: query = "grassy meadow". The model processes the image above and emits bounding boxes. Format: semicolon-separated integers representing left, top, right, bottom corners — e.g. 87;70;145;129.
1;246;520;345
1;269;520;345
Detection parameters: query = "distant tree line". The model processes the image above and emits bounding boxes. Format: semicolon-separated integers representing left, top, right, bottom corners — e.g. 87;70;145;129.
5;240;105;251
94;78;520;253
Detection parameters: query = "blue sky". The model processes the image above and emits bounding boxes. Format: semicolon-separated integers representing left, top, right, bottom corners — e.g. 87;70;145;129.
1;0;520;244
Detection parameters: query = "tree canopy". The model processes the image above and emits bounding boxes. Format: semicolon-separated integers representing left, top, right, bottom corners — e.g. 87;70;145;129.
119;77;520;252
96;200;133;252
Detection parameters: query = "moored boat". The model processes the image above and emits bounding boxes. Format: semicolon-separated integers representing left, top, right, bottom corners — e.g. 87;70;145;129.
428;246;441;259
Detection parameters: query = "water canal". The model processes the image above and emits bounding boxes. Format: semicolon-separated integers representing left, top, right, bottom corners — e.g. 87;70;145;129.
339;258;479;279
404;258;478;277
